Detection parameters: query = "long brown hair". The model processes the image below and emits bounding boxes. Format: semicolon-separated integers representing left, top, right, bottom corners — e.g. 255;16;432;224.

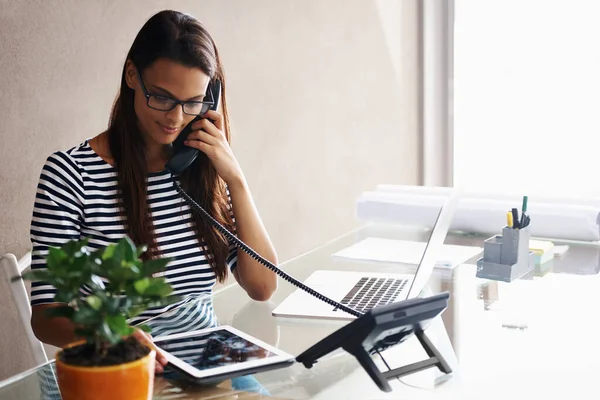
107;10;235;282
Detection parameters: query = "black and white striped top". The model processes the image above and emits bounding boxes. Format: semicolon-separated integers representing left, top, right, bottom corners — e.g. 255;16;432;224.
30;140;237;327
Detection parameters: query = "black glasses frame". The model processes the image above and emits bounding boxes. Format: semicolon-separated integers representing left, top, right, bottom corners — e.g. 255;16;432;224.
136;70;214;116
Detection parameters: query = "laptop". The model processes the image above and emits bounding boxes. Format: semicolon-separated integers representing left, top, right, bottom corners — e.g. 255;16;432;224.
272;191;460;321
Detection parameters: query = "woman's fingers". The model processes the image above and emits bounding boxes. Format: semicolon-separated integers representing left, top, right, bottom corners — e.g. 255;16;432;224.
190;117;223;139
202;110;224;131
185;128;218;145
132;329;168;373
155;362;164;374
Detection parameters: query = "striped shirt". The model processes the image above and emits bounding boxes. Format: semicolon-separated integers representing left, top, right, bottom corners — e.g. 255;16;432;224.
30;140;237;328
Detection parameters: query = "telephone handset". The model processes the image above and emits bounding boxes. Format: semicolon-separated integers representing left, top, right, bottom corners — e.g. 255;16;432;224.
166;79;222;175
165;80;361;318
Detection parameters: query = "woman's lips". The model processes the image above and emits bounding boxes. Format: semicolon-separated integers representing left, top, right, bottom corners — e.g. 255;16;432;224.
157;122;180;135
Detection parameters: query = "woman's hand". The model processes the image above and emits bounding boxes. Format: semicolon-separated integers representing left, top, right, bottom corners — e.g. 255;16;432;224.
184;110;244;186
133;329;168;374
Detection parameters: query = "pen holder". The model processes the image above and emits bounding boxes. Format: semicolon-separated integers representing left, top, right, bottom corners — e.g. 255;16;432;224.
476;226;535;282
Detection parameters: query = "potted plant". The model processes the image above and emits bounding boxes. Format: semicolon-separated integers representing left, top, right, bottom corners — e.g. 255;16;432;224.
17;237;178;400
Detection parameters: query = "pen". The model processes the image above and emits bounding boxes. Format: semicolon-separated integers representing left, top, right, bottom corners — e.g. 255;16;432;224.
511;208;520;229
519;196;528;228
507;211;513;228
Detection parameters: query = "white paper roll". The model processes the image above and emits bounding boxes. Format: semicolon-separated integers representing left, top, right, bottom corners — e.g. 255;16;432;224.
356;187;600;242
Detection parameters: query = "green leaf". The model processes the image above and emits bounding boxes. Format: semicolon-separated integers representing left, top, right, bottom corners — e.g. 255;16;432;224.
102;244;116;261
73;306;100;325
128;264;141;275
111;239;128;264
87;275;106;291
133;278;151;294
55;291;75;304
136;244;148;257
127;305;146;319
44;306;75;319
62;238;89;257
106;314;129;336
100;321;121;345
143;279;173;297
70;254;92;277
97;257;118;277
46;247;68;273
119;297;132;312
124;284;139;298
20;270;52;283
123;326;135;336
120;237;136;263
141;258;171;277
138;324;152;333
105;297;121;314
89;250;104;269
53;277;66;288
86;295;102;311
67;270;86;279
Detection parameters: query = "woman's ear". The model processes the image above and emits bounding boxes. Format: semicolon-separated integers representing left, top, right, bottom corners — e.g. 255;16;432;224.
125;60;137;90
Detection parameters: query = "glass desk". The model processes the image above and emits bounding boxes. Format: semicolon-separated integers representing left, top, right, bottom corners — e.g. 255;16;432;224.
2;223;600;399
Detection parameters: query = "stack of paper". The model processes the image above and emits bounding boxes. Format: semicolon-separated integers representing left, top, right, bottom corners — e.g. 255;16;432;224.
332;237;483;269
529;239;555;265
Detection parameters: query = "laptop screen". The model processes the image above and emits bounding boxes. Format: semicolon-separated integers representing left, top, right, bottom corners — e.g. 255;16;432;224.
406;191;460;299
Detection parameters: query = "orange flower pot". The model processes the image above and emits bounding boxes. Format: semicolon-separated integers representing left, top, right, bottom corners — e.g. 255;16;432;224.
55;345;156;400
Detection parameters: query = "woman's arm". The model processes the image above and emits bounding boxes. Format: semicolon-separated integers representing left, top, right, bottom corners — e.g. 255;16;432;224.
29;152;85;347
227;177;278;301
31;304;79;348
183;110;278;301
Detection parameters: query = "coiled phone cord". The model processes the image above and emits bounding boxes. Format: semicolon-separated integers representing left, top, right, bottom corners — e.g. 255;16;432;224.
171;177;362;318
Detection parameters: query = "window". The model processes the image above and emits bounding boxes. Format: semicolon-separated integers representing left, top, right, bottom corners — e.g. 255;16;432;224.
453;0;600;198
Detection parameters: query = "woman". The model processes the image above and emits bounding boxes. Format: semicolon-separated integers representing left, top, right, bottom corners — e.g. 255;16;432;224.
29;10;278;373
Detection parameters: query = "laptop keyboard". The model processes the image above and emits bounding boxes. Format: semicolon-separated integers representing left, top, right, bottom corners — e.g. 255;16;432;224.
334;277;408;313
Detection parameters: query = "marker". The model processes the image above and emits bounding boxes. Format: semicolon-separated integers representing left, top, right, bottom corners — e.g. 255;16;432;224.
507;211;513;228
519;196;528;228
511;208;520;229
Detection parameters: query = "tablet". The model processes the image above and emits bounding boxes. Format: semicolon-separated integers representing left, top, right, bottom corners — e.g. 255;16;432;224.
153;325;295;384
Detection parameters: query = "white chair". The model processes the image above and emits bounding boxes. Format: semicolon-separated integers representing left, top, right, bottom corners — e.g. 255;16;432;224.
1;252;49;366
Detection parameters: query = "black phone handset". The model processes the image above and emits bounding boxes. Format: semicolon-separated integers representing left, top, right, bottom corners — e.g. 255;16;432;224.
165;81;361;318
166;80;222;175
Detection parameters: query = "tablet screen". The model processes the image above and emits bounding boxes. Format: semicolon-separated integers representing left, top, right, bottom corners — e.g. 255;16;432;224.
157;328;277;371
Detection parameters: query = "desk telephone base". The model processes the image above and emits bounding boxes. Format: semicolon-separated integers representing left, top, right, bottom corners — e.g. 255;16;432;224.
296;293;452;393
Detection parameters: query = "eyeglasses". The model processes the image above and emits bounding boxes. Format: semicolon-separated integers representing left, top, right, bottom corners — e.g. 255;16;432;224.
136;70;214;116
